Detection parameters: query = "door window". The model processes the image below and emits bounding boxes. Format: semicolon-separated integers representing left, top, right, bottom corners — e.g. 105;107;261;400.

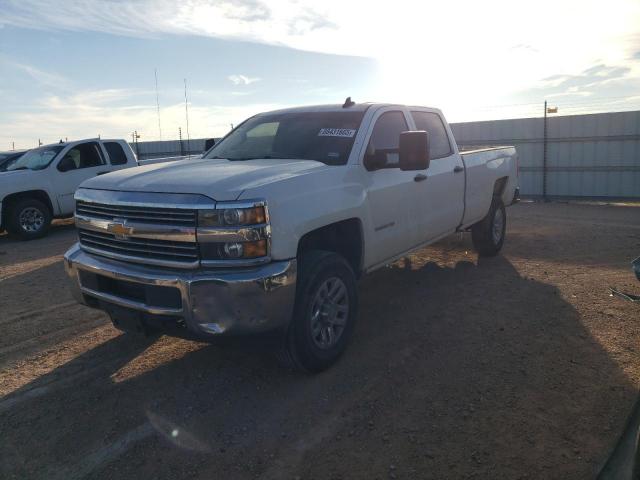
410;111;452;159
365;111;408;169
57;142;105;171
104;142;128;165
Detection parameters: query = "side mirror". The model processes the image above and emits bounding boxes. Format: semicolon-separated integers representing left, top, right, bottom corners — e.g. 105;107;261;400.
363;143;387;171
399;131;430;171
57;155;76;172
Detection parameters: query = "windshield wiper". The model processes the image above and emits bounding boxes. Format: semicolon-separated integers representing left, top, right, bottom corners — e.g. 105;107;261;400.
6;166;29;171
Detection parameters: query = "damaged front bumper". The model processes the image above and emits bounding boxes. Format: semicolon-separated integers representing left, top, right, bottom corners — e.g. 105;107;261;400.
63;243;297;339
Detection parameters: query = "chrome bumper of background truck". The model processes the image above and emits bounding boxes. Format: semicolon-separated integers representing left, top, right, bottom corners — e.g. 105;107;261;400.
63;243;297;338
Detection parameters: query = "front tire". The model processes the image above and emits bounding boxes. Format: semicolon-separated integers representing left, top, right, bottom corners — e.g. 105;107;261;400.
6;198;52;240
280;250;358;373
471;198;506;257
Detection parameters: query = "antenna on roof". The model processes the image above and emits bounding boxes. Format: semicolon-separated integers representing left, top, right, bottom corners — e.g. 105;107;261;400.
155;69;162;140
342;96;355;108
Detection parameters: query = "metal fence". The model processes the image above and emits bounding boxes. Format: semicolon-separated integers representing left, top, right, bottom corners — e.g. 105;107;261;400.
450;110;640;198
130;138;213;160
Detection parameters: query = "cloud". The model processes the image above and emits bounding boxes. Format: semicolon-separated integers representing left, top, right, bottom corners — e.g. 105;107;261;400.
220;0;271;22
0;0;338;49
227;74;260;86
539;63;632;95
0;57;69;89
0;87;283;148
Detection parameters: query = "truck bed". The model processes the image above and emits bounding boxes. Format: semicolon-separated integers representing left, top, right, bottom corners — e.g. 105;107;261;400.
459;146;518;227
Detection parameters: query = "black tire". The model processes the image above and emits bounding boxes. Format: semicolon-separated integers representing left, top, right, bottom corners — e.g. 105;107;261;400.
280;250;358;373
471;198;506;257
6;198;52;240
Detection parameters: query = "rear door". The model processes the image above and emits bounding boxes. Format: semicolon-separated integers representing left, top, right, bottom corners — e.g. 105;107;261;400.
408;110;465;244
55;141;111;214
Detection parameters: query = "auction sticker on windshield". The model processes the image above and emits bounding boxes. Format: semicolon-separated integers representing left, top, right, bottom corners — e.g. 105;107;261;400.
318;128;356;137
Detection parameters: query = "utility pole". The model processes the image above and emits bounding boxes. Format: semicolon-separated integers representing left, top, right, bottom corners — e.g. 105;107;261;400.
179;127;184;156
543;101;558;202
543;101;548;201
131;131;140;156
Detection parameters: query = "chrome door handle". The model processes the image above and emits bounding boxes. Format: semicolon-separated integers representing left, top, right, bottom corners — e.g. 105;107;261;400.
453;166;464;173
414;174;427;182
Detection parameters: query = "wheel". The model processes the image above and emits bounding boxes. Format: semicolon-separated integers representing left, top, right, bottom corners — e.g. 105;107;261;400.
471;198;506;257
280;250;358;373
6;198;52;240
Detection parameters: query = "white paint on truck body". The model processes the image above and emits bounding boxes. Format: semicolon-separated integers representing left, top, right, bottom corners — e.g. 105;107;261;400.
78;103;518;272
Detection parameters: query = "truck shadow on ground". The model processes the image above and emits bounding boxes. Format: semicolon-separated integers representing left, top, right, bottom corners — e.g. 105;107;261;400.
1;252;636;480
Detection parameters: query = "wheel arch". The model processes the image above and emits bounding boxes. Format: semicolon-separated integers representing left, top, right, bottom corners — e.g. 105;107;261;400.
296;218;364;278
493;176;509;198
2;190;54;224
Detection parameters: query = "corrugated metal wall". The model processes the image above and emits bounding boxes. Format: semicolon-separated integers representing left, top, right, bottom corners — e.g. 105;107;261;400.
130;138;213;160
451;110;640;198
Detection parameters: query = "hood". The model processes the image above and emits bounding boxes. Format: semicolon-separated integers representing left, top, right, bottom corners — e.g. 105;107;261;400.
0;169;34;177
80;158;331;201
0;169;36;185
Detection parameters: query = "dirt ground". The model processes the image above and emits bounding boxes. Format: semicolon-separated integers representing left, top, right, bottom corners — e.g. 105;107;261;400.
1;201;639;480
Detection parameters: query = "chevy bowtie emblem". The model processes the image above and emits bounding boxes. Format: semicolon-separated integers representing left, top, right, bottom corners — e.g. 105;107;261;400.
107;219;132;239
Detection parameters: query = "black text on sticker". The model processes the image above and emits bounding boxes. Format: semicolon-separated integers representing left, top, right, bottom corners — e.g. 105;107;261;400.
318;128;356;138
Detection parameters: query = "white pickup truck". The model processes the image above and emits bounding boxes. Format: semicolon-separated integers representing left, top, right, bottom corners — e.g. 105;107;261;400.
64;102;519;371
0;138;137;239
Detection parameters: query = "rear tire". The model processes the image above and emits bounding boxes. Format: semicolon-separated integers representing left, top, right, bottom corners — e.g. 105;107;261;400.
279;250;358;373
6;198;52;240
471;198;506;257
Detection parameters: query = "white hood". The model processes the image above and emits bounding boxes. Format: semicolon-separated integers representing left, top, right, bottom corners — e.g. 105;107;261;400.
79;158;331;201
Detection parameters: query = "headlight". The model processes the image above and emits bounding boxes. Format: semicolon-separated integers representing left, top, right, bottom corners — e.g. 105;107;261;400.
198;206;266;227
197;201;270;265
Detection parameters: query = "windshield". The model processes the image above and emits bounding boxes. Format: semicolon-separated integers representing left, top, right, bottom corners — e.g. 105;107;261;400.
205;111;365;165
5;145;64;171
0;152;25;169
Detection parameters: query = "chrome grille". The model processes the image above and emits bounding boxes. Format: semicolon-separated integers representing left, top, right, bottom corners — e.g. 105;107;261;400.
78;230;199;267
76;200;196;226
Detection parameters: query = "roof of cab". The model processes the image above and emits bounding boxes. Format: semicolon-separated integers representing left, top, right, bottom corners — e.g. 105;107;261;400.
261;103;393;115
258;102;441;116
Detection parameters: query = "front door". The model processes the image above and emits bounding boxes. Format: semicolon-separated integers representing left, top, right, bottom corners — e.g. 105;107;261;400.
362;108;416;267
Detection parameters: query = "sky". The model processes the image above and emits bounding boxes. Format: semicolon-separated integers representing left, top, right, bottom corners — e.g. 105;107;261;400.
0;0;639;149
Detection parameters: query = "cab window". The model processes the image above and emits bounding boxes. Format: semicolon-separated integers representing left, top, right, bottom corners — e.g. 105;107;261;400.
57;142;105;171
104;142;128;165
364;111;408;170
410;111;452;159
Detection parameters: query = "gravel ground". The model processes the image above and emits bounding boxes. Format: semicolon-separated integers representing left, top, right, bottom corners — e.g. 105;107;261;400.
1;201;639;480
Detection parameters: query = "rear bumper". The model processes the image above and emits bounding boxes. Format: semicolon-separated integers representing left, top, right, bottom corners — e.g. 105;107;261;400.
63;243;297;339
